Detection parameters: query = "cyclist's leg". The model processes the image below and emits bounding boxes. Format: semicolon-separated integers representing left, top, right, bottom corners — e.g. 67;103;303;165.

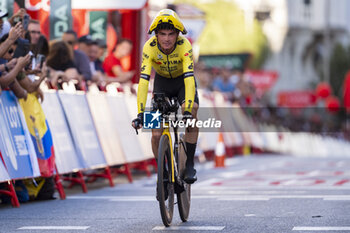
181;102;199;183
152;128;163;160
178;81;200;183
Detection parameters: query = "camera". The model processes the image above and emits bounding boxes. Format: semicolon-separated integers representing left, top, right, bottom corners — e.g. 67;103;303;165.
22;14;30;31
13;14;30;31
34;54;46;69
25;51;34;70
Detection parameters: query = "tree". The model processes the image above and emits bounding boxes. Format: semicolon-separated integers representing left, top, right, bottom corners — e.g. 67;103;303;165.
329;43;350;100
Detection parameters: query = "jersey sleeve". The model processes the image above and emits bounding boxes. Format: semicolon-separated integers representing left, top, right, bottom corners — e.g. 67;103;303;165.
137;42;153;114
182;39;196;113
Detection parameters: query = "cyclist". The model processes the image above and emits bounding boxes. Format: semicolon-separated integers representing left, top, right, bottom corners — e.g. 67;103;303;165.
132;9;199;184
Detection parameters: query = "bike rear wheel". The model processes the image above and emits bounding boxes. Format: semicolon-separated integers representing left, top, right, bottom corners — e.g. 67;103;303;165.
177;134;191;222
157;134;175;227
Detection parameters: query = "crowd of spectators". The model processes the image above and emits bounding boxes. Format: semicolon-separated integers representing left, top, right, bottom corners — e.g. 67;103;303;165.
194;62;349;141
195;62;256;106
0;8;135;101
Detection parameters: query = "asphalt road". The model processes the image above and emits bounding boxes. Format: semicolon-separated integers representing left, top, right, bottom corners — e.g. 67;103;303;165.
1;154;350;233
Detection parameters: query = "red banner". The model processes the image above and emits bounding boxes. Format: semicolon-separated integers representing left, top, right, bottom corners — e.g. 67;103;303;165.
344;71;350;113
245;70;278;98
25;0;50;39
278;90;317;107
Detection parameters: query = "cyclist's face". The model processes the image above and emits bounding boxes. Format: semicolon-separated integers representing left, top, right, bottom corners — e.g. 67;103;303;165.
156;29;178;53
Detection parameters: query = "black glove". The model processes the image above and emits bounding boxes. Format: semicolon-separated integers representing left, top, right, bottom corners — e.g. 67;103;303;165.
182;111;193;122
132;113;144;130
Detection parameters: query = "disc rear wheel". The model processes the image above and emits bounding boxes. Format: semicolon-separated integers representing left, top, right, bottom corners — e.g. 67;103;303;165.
177;134;191;222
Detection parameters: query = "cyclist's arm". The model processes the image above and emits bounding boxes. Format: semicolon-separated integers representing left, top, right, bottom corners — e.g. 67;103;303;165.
182;40;196;113
137;45;153;114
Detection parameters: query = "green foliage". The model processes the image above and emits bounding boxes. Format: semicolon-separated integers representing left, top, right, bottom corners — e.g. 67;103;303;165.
329;43;350;99
174;0;269;69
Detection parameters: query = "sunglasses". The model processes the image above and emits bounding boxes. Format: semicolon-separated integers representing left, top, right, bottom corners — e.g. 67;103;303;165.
7;48;14;54
29;30;41;35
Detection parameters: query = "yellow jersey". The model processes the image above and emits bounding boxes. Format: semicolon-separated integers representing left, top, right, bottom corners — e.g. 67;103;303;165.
137;35;196;114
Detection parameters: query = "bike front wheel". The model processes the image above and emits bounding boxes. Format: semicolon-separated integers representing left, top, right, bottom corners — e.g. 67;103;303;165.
157;134;175;227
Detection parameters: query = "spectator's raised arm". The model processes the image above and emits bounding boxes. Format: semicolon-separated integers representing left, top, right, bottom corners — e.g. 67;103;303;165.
0;23;22;57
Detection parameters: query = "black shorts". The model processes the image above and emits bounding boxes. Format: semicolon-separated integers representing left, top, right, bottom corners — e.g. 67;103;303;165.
153;73;199;106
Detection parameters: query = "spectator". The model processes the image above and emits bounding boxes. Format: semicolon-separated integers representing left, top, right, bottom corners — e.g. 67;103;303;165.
234;68;255;106
27;20;41;45
88;40;106;85
96;39;107;62
23;30;48;101
0;22;22;58
46;40;81;89
1;33;46;101
213;68;235;93
102;38;135;83
78;35;93;55
0;8;26;37
0;34;31;99
0;10;10;38
61;30;92;82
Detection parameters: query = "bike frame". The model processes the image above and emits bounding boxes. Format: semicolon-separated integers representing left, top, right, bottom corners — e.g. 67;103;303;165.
162;115;179;184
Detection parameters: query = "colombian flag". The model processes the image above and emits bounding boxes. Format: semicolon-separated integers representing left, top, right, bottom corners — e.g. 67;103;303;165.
19;93;55;177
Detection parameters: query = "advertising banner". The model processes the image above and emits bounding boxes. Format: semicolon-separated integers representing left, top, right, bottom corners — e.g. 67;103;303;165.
198;53;251;70
50;0;72;40
0;91;37;179
245;70;279;98
0;155;11;182
58;92;106;169
278;91;317;107
41;91;84;174
107;94;151;162
25;0;50;39
89;11;107;42
19;94;55;177
86;92;126;166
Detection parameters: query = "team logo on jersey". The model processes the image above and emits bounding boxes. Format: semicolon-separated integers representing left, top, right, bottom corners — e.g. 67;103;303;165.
157;54;163;59
156;61;162;65
184;53;189;56
143;52;149;59
150;39;156;47
141;65;146;72
188;63;193;70
177;39;184;45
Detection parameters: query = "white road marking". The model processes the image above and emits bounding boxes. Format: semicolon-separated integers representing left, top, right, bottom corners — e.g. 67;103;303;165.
206;190;306;195
309;170;321;176
244;214;256;217
68;195;350;201
153;226;225;231
218;197;270;201
293;226;350;231
196;186;350;190
324;197;350;201
18;226;90;230
195;178;221;187
219;170;248;178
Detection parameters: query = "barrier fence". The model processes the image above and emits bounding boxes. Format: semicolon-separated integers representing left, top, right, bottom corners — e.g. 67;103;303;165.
1;89;350;207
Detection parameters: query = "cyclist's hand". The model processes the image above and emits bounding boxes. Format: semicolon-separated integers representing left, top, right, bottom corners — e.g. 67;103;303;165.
182;111;193;123
132;113;143;130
